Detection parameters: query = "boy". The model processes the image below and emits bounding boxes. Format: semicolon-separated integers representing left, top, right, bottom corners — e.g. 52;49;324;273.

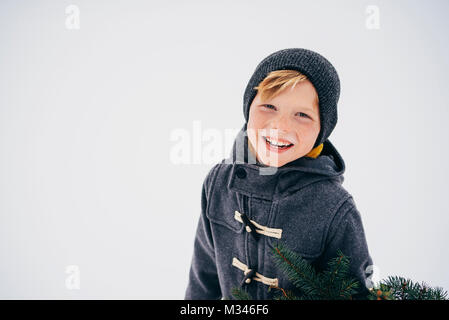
185;48;373;300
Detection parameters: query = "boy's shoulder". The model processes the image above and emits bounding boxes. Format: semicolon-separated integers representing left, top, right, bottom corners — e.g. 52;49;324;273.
202;160;233;194
286;177;355;214
201;162;223;195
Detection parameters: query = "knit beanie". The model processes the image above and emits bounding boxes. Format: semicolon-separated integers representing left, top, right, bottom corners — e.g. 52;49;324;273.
243;48;341;149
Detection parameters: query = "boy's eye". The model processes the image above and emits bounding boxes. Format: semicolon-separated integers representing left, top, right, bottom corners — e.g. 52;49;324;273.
297;112;310;119
262;104;310;119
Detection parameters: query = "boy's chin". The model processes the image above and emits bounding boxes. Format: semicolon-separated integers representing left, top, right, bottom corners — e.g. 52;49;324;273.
257;155;292;168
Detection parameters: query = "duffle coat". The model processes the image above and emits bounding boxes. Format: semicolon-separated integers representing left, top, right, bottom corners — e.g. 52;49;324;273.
185;124;373;300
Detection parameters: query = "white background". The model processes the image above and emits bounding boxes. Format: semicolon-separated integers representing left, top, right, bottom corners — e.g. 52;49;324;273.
1;0;448;299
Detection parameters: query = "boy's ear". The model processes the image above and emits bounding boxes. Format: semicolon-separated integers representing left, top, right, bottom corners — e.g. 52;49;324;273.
305;143;324;159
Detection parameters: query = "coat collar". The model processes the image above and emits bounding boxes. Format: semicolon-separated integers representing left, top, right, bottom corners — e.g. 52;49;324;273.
224;123;346;200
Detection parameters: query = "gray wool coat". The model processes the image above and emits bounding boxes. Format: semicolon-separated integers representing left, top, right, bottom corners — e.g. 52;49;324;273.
184;124;373;300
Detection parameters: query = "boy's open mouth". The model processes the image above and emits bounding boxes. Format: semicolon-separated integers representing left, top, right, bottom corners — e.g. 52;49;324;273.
263;136;294;152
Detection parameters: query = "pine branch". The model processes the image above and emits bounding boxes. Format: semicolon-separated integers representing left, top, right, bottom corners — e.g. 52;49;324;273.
230;241;448;301
270;287;301;300
367;283;394;300
321;249;360;299
230;286;252;300
270;240;328;299
380;276;448;300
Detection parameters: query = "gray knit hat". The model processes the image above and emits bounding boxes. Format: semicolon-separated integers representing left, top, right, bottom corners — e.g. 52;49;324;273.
243;48;340;149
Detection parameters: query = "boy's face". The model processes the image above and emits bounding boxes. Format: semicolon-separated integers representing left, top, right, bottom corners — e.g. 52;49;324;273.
247;79;321;167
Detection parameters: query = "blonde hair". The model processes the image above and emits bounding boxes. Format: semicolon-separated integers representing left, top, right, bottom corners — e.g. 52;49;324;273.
254;70;319;105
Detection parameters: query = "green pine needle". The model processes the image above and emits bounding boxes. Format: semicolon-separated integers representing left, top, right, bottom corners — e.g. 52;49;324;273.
229;241;448;301
230;286;252;300
270;240;327;299
379;276;448;300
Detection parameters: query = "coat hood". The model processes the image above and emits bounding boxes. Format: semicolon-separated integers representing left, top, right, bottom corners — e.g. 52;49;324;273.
225;123;346;198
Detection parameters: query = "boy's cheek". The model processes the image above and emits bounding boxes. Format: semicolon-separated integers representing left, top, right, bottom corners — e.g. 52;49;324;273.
246;126;257;141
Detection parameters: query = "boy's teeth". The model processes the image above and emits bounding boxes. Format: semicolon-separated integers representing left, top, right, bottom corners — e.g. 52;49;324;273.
265;137;293;147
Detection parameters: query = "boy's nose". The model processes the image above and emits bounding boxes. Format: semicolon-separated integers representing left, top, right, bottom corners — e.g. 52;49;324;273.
270;114;293;133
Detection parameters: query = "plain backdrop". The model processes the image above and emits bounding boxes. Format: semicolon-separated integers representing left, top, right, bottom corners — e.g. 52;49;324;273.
1;0;448;299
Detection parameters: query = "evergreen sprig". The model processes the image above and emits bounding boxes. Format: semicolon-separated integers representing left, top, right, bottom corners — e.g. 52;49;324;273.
270;241;360;300
229;241;448;300
229;287;252;300
379;276;448;300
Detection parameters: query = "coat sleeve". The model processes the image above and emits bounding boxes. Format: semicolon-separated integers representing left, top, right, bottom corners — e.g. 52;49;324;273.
184;165;222;300
314;196;374;299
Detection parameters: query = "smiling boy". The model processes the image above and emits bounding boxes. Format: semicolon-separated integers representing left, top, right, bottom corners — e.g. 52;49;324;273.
185;48;373;300
247;69;321;168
